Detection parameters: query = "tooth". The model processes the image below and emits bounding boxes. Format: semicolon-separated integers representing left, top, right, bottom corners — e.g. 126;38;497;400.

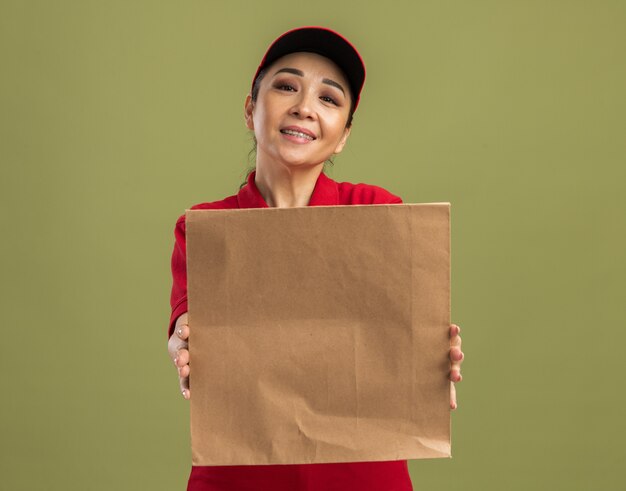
283;129;313;139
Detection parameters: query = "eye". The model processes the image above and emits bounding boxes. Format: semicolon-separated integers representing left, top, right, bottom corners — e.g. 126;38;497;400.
320;95;338;105
275;83;296;92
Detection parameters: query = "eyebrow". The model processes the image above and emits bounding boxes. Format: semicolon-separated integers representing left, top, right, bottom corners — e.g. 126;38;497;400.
273;67;346;96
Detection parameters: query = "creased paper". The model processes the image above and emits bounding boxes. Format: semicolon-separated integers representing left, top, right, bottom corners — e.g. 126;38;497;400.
187;204;451;465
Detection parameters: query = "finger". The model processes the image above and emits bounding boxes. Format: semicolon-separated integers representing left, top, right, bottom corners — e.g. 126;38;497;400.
450;366;462;383
449;324;460;337
176;324;190;341
450;381;457;410
450;345;463;382
449;324;463;383
178;363;190;379
175;348;189;368
450;346;464;362
179;373;190;400
450;348;463;381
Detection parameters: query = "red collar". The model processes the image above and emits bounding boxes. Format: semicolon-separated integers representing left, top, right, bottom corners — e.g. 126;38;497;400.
237;170;340;208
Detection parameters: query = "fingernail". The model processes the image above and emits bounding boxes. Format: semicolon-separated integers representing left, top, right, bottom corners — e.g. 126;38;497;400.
174;357;178;366
177;328;183;336
181;389;187;398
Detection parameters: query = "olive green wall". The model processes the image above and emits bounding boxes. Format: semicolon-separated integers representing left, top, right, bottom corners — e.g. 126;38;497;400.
1;1;624;489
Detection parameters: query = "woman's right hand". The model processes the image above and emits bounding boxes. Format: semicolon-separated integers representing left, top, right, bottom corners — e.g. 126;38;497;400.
168;313;190;399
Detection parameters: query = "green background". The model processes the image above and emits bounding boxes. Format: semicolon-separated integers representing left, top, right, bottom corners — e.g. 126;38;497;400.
1;0;624;489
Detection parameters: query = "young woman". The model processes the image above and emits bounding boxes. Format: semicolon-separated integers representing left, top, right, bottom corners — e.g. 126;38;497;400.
167;26;464;491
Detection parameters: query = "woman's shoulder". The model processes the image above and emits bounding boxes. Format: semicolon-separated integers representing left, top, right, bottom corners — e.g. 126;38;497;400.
174;194;239;226
188;194;239;211
333;177;403;205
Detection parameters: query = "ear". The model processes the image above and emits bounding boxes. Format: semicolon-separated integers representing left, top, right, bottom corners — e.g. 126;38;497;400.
333;125;352;154
244;94;255;130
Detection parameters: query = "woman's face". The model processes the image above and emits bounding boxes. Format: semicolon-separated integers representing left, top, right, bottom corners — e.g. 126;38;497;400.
245;52;353;169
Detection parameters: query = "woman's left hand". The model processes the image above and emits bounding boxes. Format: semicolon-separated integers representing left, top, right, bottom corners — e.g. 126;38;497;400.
449;324;464;410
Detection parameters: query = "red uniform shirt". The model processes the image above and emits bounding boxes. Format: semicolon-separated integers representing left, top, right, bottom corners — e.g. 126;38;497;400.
169;170;413;491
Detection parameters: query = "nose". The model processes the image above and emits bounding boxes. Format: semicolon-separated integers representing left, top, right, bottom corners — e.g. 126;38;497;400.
289;89;316;120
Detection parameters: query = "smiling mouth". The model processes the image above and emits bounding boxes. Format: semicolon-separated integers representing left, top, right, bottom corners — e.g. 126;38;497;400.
280;129;316;141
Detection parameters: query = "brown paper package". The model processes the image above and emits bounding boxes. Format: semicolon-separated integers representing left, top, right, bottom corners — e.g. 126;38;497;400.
186;203;451;466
